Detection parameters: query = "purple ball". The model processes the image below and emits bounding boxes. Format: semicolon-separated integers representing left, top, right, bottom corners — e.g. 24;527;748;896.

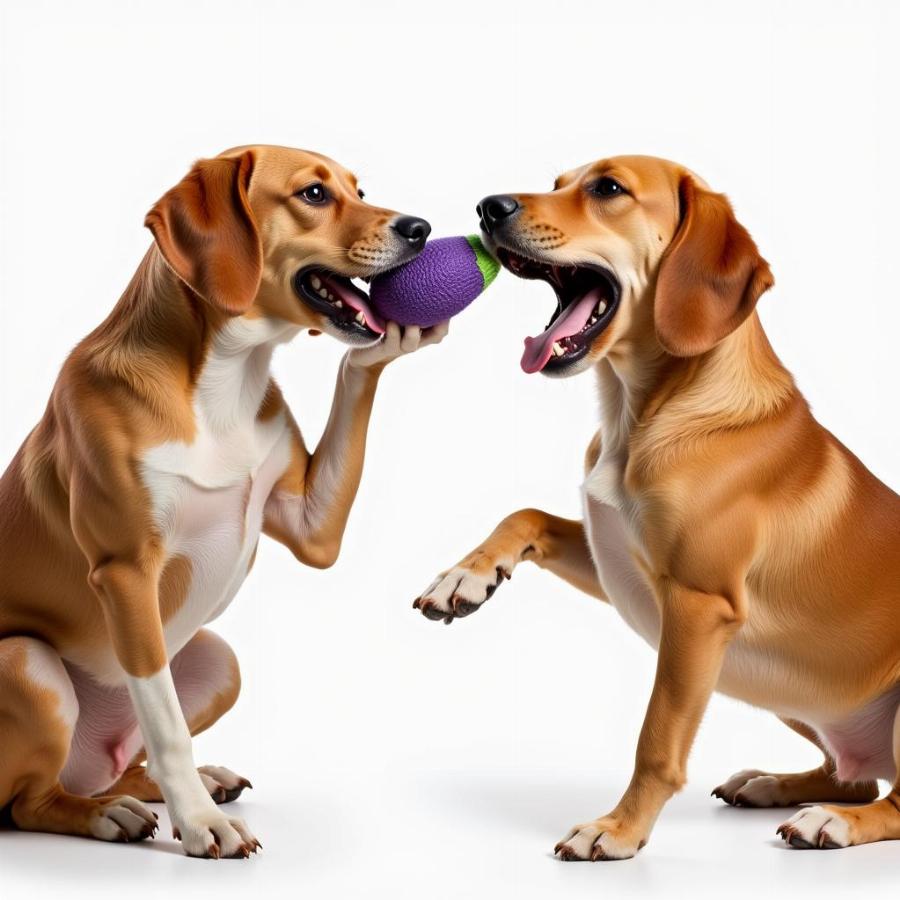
369;235;500;328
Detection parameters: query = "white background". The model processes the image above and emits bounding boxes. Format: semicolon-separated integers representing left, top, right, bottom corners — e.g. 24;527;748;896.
1;0;898;897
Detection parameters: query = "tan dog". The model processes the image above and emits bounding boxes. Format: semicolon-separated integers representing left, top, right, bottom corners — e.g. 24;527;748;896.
0;145;447;858
415;156;900;858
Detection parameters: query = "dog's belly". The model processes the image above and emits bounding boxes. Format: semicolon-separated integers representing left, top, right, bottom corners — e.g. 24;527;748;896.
60;662;140;796
60;628;244;796
809;685;900;782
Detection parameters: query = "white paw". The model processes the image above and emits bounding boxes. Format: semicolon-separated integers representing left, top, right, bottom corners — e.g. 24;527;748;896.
712;769;786;807
198;765;253;803
414;559;512;623
172;807;261;859
90;795;158;842
777;806;851;849
555;818;643;861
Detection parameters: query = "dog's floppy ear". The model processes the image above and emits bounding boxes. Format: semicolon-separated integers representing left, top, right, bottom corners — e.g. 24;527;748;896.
145;151;262;315
655;175;773;356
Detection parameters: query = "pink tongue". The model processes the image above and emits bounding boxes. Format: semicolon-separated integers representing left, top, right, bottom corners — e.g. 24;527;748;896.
323;275;385;334
520;287;604;373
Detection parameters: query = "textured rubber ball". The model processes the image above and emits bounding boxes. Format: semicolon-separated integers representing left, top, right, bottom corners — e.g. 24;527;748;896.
368;235;500;327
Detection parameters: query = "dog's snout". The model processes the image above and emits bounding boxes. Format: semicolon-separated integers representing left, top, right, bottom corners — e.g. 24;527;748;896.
392;216;432;247
477;194;520;233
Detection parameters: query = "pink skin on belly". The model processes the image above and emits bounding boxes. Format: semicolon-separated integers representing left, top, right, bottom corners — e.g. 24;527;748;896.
815;684;900;783
61;630;236;797
61;665;140;795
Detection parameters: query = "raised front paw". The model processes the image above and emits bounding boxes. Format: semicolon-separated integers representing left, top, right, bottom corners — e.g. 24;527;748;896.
172;807;261;859
413;553;513;624
554;815;647;861
346;320;450;370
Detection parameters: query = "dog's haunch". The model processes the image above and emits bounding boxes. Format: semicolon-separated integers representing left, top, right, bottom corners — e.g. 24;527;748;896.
369;235;500;327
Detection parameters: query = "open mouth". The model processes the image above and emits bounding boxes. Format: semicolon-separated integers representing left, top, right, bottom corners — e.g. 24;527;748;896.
293;268;385;340
497;249;620;374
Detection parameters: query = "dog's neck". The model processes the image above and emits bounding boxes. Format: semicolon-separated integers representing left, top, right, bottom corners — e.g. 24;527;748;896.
193;312;298;434
85;248;297;432
594;313;796;464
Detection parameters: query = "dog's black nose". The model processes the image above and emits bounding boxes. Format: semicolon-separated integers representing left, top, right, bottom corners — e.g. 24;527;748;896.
477;194;520;233
393;216;431;247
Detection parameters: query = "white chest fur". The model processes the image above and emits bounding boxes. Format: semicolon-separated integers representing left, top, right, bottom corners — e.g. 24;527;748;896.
141;317;298;660
582;359;661;647
582;482;661;650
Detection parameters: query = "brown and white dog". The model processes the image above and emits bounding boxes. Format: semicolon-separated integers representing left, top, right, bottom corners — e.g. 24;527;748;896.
0;145;447;858
415;155;900;858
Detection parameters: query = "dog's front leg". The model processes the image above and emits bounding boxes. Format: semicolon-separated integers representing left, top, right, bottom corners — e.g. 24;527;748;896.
265;322;448;566
88;559;259;858
555;578;745;860
414;509;606;623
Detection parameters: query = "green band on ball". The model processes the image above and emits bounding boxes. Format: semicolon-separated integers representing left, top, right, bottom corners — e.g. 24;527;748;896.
465;235;501;290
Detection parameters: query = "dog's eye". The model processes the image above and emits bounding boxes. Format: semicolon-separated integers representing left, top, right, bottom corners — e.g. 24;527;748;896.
357;188;366;200
591;177;625;197
297;183;328;205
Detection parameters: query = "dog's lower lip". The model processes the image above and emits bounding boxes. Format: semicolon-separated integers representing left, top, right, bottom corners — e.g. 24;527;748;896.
293;267;384;336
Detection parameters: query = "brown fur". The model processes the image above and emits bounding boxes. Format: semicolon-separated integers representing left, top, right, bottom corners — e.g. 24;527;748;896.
0;145;444;854
418;155;900;857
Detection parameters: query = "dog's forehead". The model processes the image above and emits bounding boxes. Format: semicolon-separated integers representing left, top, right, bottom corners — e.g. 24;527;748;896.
224;145;359;192
278;150;358;189
557;156;684;192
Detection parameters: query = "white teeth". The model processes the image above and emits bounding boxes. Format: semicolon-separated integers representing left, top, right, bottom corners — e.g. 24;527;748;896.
327;292;334;301
355;311;366;325
552;341;565;357
597;300;608;315
335;300;343;308
310;275;322;290
318;287;328;298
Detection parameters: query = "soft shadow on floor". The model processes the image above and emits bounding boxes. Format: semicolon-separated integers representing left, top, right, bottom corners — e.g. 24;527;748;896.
0;801;262;884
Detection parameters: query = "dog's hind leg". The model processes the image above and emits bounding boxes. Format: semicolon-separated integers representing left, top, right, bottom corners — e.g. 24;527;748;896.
712;716;879;807
0;636;157;842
